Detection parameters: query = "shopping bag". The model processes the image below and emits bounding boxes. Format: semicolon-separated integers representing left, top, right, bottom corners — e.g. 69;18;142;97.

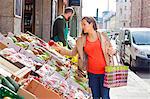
103;55;129;88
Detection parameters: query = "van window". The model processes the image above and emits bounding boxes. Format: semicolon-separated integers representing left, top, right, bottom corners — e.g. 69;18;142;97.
132;31;150;45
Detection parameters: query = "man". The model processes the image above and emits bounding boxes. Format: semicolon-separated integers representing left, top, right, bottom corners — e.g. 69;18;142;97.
51;7;74;47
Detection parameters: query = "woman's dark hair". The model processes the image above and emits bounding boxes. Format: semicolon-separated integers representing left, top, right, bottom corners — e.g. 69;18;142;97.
81;17;97;35
82;17;97;30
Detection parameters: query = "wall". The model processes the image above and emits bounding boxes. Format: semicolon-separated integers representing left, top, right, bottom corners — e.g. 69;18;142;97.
109;15;116;31
116;0;131;29
141;0;150;27
58;0;64;15
35;0;52;42
0;0;22;34
14;17;22;34
70;6;82;37
131;0;141;27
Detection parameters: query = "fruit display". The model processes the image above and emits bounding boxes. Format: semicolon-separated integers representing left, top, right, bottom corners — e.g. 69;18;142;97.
0;48;36;68
36;63;56;77
39;72;90;99
0;32;91;98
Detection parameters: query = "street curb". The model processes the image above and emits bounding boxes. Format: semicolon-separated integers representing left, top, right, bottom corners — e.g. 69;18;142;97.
129;70;150;93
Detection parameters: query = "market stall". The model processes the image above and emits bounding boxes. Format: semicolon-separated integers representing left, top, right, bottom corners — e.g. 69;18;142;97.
0;32;91;99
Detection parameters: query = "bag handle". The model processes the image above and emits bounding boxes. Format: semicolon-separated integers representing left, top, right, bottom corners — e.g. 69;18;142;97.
112;54;120;66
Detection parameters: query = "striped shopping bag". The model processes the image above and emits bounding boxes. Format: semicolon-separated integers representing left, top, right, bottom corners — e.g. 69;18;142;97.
104;55;129;88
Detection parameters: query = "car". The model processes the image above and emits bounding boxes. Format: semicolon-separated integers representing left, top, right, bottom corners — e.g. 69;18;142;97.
118;28;150;70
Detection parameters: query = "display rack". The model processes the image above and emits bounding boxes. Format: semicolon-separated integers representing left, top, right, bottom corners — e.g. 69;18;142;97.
0;32;91;99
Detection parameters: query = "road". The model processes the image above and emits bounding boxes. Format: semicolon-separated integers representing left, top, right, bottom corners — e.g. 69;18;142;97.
136;71;150;86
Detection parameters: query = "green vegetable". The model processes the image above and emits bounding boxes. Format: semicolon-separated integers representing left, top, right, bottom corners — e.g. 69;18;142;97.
6;76;20;92
0;75;4;84
2;77;16;92
0;85;24;99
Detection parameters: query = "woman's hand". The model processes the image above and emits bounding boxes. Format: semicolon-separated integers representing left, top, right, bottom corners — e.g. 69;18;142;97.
48;40;61;52
52;43;62;53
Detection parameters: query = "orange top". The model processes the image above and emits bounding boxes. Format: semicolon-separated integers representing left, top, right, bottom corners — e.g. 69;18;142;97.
84;37;106;74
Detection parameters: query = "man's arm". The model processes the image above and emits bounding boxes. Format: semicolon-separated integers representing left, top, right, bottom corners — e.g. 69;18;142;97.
56;19;66;46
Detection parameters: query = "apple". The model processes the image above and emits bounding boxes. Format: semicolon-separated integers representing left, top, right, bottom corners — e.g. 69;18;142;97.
48;40;54;46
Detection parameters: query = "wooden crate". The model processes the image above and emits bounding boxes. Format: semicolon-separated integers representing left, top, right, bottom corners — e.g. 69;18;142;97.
0;42;7;50
18;79;62;99
0;56;31;82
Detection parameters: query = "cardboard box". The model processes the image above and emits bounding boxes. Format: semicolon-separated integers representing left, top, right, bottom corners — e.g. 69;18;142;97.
18;79;62;99
17;86;37;99
11;67;31;82
0;56;31;82
0;42;7;50
0;56;20;73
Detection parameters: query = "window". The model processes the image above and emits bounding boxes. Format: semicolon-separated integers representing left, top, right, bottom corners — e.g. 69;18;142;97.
69;0;80;6
120;8;122;15
125;6;127;10
123;22;126;27
14;0;22;17
124;14;126;19
132;31;150;45
129;23;131;27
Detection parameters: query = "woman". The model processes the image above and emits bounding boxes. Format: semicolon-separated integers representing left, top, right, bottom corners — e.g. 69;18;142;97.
52;17;116;99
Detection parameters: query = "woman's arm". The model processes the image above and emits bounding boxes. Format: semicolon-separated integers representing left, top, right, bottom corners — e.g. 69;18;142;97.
59;45;78;56
52;42;78;56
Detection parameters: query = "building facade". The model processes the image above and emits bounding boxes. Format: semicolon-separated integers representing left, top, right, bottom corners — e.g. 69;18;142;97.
0;0;22;35
109;14;116;31
131;0;150;27
130;0;142;27
102;11;110;29
142;0;150;27
102;11;116;32
0;0;82;42
116;0;131;29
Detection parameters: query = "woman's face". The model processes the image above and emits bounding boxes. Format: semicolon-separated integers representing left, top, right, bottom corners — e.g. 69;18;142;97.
81;19;92;33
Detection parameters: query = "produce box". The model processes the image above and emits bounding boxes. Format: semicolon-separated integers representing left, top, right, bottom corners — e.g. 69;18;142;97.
0;56;31;82
0;42;7;50
17;79;62;99
11;67;31;82
17;86;37;99
0;56;20;73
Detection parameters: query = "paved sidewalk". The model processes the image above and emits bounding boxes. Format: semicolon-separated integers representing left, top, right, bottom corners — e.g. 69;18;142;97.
110;70;150;99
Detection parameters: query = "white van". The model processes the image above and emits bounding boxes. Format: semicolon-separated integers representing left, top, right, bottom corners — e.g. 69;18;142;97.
118;28;150;70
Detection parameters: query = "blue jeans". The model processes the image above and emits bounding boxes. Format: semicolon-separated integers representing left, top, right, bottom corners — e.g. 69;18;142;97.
88;72;110;99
